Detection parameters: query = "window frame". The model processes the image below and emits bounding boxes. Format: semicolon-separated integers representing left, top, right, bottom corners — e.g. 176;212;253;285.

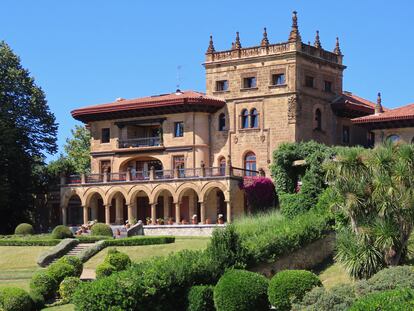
386;134;401;144
241;109;249;129
218;113;226;131
216;80;229;92
219;157;226;176
242;76;257;89
305;75;315;88
101;128;110;144
271;73;286;86
244;152;257;176
324;80;333;92
342;125;350;144
250;108;259;128
173;122;184;137
314;108;322;130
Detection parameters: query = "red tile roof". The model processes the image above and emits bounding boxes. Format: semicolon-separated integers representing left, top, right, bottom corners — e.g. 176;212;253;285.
353;103;414;124
71;90;226;122
341;92;377;110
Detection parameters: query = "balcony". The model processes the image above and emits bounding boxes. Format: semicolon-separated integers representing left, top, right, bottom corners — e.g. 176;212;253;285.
118;136;162;149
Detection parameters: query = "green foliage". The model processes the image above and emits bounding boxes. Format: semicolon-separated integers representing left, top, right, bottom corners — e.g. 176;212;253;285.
0;287;32;311
349;288;414;311
213;269;269;311
56;256;83;277
64;125;91;174
268;269;322;311
293;284;356;311
96;262;116;278
48;262;76;285
187;285;215;311
104;249;131;271
29;290;45;310
279;193;308;219
206;225;246;271
0;238;60;246
103;235;175;246
37;238;78;267
30;271;58;300
14;223;34;235
0;41;57;234
51;225;73;239
91;223;113;237
59;277;81;303
76;240;106;263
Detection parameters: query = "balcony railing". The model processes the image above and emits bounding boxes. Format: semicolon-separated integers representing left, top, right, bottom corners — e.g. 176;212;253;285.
118;137;161;148
63;166;260;185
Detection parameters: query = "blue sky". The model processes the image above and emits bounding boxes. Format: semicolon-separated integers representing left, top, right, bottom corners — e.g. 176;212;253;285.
1;1;413;160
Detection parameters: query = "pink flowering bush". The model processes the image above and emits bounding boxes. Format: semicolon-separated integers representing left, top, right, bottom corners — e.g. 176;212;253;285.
240;177;276;212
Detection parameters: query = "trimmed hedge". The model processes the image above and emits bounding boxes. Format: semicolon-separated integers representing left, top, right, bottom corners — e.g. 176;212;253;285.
0;287;32;311
96;263;116;279
187;285;215;311
104;249;131;271
56;256;83;277
51;225;73;239
59;277;81;303
48;262;76;285
0;239;60;246
91;223;113;237
213;269;269;311
350;288;414;310
268;269;322;311
30;271;58;300
76;235;111;243
29;290;45;310
37;238;79;267
14;223;34;235
104;236;175;246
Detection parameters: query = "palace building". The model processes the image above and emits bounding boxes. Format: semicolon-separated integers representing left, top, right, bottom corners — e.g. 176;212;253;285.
60;11;378;227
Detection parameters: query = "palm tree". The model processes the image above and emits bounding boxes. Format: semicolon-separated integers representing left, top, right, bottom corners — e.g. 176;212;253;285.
326;143;414;278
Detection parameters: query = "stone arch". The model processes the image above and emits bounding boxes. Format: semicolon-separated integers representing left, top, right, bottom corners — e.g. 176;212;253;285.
201;181;229;202
150;183;177;205
61;188;85;208
118;155;164;173
84;187;106;207
126;184;152;205
176;182;201;203
105;186;129;205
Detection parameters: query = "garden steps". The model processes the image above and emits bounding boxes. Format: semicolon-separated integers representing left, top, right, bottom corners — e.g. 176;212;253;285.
46;243;90;266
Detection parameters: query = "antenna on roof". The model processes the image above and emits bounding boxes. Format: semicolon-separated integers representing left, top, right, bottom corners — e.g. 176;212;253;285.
176;65;182;93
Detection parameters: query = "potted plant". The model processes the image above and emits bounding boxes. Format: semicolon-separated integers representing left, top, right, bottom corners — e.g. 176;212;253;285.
167;217;174;225
157;218;164;225
205;218;211;224
217;214;224;224
191;214;198;225
146;217;152;225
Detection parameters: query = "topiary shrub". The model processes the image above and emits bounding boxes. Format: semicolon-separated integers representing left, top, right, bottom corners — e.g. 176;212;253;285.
30;271;58;300
56;256;83;277
59;277;81;303
14;223;34;235
51;225;73;239
96;262;116;278
349;288;414;310
268;269;322;311
213;269;269;311
104;249;131;271
187;285;215;311
29;290;45;310
0;287;32;311
91;223;113;237
47;262;76;285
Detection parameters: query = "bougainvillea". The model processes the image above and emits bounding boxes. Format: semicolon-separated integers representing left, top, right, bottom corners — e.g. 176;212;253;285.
240;177;276;212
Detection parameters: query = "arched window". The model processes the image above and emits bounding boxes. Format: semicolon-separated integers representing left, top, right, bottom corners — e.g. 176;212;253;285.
244;152;257;176
219;157;226;176
218;113;226;131
315;109;322;130
241;109;249;129
386;134;400;144
250;108;259;128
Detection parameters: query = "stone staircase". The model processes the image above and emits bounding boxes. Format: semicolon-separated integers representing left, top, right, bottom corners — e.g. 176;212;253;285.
47;243;90;266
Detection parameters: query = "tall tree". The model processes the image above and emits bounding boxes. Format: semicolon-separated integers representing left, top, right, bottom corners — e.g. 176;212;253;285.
0;41;57;233
64;125;91;174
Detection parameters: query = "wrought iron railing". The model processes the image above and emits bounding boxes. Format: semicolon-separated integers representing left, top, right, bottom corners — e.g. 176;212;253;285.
118;137;161;148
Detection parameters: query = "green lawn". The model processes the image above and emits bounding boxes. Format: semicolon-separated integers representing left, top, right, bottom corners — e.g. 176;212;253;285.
0;246;49;291
318;260;353;289
84;236;210;269
42;304;74;311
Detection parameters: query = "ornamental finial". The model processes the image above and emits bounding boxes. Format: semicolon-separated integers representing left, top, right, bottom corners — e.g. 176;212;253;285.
314;30;322;48
375;92;384;114
261;27;269;47
334;36;342;55
233;31;242;49
288;11;301;42
206;35;215;54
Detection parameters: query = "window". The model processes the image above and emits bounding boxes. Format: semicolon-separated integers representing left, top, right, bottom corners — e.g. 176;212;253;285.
305;75;314;88
216;80;229;91
250;109;259;128
324;80;332;92
272;73;285;85
218;113;226;131
386;134;400;144
243;77;257;89
101;128;110;143
100;160;111;174
174;122;184;137
244;152;257;176
342;126;350;144
173;156;185;177
219;157;226;176
315;109;322;130
241;109;249;129
368;132;375;147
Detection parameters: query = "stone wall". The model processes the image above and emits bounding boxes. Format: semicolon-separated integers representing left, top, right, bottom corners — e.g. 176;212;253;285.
142;224;224;236
250;233;336;277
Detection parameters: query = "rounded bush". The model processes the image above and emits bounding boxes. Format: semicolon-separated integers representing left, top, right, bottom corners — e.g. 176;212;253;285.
59;277;81;303
48;262;76;284
0;287;32;311
91;223;113;237
56;256;83;277
14;223;34;235
96;262;116;278
350;288;414;310
30;271;58;300
104;249;131;271
51;225;73;239
29;290;45;310
268;269;322;311
187;285;215;311
213;269;269;311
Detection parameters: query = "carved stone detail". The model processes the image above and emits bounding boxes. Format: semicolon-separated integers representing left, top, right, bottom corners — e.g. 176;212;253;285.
287;95;300;124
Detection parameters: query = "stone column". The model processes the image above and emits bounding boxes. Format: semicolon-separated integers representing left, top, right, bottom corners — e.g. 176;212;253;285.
149;166;155;181
90;200;98;220
83;205;88;224
151;203;157;224
175;202;180;224
226;201;231;223
61;205;67;225
115;196;123;225
200;202;206;224
105;205;111;225
163;195;169;219
127;204;133;223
